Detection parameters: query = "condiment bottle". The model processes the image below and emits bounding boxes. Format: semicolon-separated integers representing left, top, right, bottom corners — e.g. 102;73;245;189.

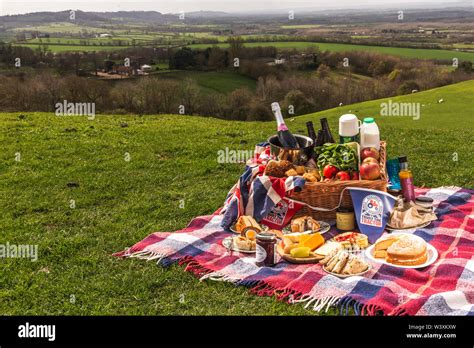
398;155;416;202
255;232;277;267
336;207;355;231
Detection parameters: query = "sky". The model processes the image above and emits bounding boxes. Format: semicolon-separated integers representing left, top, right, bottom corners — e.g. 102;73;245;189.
0;0;469;16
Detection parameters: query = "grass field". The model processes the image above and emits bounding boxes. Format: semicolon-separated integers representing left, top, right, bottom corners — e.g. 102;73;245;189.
189;41;474;63
0;80;473;315
157;71;256;94
13;43;131;52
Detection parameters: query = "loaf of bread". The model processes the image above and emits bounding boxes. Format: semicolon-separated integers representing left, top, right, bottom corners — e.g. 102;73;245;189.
264;160;294;178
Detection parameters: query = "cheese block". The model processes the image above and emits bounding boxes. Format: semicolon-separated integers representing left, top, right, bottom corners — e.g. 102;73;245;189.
298;233;324;251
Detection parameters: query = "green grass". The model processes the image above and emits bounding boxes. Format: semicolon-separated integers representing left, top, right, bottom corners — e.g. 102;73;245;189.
157;71;256;94
189;41;474;63
0;80;473;315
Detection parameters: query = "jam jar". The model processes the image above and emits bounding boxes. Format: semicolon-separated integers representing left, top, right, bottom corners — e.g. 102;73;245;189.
256;232;277;267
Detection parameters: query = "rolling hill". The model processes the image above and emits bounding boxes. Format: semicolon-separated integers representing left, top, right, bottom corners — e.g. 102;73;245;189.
0;79;472;315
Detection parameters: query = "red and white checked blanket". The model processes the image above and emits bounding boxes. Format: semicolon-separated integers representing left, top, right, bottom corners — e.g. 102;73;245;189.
115;187;474;316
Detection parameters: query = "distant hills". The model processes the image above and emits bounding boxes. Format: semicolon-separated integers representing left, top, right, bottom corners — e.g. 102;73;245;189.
0;10;180;26
1;7;473;27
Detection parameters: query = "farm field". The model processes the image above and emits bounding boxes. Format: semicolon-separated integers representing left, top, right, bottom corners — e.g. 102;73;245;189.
189;41;474;62
1;79;472;315
13;43;131;52
156;70;257;94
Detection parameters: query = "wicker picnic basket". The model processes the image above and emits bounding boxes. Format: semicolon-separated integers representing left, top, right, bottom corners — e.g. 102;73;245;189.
289;141;388;220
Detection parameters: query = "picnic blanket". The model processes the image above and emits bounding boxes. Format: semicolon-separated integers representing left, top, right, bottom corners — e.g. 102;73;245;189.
115;186;474;316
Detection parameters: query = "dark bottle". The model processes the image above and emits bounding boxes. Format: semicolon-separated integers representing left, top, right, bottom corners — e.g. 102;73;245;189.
306;121;317;143
271;102;299;149
314;129;325;147
320;117;335;144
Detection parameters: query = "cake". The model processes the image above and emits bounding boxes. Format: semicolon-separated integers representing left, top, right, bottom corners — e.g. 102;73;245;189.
374;234;428;266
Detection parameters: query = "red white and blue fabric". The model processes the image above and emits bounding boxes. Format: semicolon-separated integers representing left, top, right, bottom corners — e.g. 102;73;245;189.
220;142;305;230
116;186;474;316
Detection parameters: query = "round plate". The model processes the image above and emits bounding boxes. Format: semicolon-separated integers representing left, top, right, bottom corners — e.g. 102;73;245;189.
282;221;331;235
323;263;372;278
222;236;256;254
365;240;438;269
385;221;432;231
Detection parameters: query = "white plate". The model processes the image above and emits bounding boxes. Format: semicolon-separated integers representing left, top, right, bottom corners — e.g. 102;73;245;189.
222;236;256;254
323;263;372;278
385;221;432;231
282;221;331;235
365;237;438;269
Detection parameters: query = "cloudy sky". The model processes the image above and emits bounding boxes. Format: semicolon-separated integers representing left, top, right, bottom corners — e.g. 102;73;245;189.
0;0;469;15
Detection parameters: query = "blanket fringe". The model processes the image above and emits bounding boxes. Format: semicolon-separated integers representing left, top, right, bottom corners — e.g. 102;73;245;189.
119;251;395;316
199;271;240;283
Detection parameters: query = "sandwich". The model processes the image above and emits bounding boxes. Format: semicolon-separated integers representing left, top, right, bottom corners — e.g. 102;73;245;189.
290;216;320;233
320;250;370;275
232;236;256;251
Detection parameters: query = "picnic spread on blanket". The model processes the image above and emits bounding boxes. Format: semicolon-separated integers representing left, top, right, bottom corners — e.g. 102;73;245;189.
116;103;474;316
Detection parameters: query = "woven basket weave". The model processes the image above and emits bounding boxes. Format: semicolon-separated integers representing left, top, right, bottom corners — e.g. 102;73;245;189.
289;141;388;220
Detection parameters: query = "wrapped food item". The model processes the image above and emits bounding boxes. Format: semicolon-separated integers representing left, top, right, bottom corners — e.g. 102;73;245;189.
389;201;437;229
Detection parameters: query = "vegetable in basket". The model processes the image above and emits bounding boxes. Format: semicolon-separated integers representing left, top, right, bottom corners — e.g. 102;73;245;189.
316;143;358;178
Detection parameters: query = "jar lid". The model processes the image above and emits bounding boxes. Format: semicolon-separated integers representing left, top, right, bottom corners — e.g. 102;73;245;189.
256;232;276;241
363;117;375;123
415;196;433;203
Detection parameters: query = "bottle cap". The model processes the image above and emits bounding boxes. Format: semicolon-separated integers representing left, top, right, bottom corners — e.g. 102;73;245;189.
363;117;375;123
398;155;408;163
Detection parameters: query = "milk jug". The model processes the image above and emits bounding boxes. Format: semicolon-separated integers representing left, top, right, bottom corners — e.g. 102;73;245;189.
360;117;380;150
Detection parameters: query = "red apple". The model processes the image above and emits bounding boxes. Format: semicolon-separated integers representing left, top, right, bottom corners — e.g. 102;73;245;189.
360;162;381;180
361;147;380;161
323;165;338;179
351;172;359;180
362;157;379;166
336;171;350;181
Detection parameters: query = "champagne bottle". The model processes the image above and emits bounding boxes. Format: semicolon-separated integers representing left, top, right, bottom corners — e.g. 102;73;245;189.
320;118;335;144
271;102;299;149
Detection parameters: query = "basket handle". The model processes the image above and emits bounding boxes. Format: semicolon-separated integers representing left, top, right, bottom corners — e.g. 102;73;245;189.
287;187;350;212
